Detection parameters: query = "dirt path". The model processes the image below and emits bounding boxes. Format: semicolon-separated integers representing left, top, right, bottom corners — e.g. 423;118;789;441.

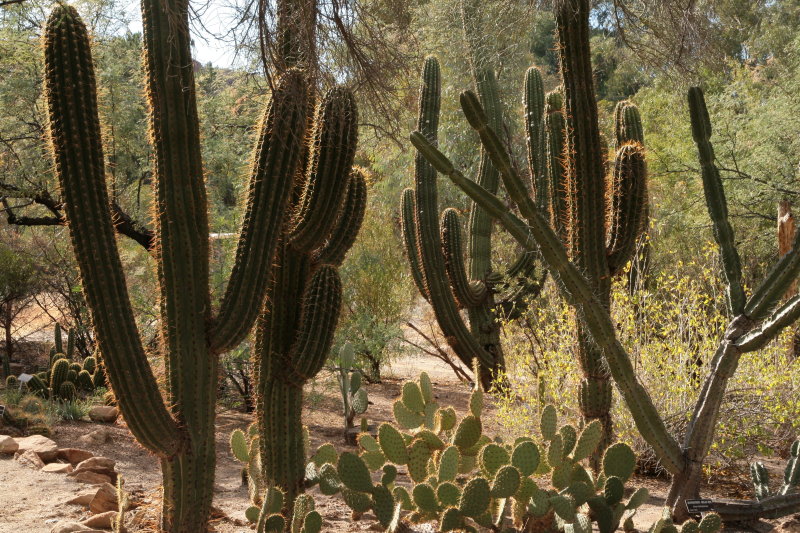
0;352;791;532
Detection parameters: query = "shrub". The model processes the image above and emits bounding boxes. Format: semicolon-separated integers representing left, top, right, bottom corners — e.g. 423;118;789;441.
498;245;800;476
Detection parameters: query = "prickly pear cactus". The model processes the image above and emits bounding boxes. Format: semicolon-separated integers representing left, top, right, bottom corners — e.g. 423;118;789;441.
337;343;369;444
230;423;266;511
306;372;670;533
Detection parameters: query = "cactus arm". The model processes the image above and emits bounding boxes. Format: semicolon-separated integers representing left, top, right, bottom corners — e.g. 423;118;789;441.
43;5;180;456
524;67;546;199
410;131;687;474
461;0;502;283
411;58;494;371
745;233;800;321
211;70;308;353
606;144;648;276
441;208;488;308
401;189;429;301
737;295;800;352
316;170;367;267
289;88;358;253
286;265;343;384
615;103;645;146
688;87;745;315
545;95;569;241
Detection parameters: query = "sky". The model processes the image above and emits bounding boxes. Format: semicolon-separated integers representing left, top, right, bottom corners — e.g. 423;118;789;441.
121;0;242;68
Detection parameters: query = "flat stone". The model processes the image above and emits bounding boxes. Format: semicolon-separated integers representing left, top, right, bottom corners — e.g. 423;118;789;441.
75;456;115;472
50;523;93;533
0;434;18;454
77;428;112;446
15;448;45;469
88;406;119;424
42;461;74;473
70;470;113;485
89;482;118;514
58;448;94;465
82;510;116;529
66;491;96;507
15;434;58;461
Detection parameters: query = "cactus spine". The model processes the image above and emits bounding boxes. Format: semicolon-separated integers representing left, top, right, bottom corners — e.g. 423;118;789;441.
42;3;311;530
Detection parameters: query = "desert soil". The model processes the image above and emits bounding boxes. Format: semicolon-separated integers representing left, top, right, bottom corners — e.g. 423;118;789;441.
0;352;792;532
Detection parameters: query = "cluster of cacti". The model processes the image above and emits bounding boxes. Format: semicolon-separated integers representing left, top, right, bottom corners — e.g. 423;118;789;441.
230;423;266;511
40;1;334;528
23;350;101;401
302;372;720;532
410;0;800;520
401;2;549;390
336;343;369;443
751;440;800;500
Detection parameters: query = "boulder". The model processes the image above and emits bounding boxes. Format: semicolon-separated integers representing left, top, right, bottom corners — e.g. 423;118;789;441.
66;491;96;507
15;448;45;469
42;461;74;473
88;406;119;424
89;482;118;514
0;434;18;454
15;434;58;461
70;470;113;485
82;510;116;529
58;448;94;465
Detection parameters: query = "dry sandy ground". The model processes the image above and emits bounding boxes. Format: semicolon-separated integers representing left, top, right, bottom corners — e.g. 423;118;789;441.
0;352;792;532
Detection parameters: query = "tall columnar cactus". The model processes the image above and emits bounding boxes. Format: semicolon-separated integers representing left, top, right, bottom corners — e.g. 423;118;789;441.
408;59;646;452
402;55;547;391
401;2;548;389
253;84;366;510
42;3;312;530
411;50;800;528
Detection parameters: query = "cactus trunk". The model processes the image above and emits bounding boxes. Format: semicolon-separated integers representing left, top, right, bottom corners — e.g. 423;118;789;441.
555;0;614;459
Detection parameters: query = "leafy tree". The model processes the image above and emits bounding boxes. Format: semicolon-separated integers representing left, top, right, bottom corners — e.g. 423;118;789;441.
0;240;40;377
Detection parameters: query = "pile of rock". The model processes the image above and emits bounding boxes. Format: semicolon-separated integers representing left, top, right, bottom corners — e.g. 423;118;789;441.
0;434;124;531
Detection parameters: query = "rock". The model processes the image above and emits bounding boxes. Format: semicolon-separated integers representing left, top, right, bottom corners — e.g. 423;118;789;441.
70;456;117;483
58;448;94;465
0;434;18;454
50;522;93;533
75;456;116;472
15;448;45;469
15;434;58;461
77;428;112;446
66;491;96;507
88;406;119;424
89;482;118;514
82;510;116;529
42;461;74;473
70;470;113;485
